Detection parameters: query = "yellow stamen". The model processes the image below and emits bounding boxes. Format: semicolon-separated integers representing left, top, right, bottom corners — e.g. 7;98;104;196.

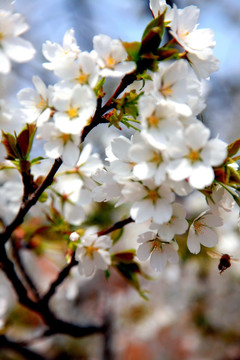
67;106;79;119
76;72;89;84
194;221;204;235
147;114;159;128
85;245;98;258
150;151;162;164
188;149;200;162
151;239;161;251
36;96;47;110
106;56;116;69
160;85;173;98
148;190;158;203
60;133;71;144
0;32;4;41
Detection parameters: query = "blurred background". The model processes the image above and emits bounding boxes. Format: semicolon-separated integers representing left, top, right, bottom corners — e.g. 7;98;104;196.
1;0;240;359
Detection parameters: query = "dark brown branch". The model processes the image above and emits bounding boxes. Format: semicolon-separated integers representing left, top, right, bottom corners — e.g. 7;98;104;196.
10;238;41;301
41;217;134;304
0;245;104;338
81;71;137;143
41;255;78;304
0;157;63;245
0;335;48;360
97;217;134;236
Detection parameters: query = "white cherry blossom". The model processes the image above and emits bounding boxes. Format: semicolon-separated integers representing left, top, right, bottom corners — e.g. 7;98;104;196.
150;203;189;241
169;5;219;79
137;231;179;272
138;94;182;150
17;76;52;126
151;60;203;116
93;34;136;77
167;121;227;189
128;132;169;185
75;233;112;277
0;1;35;73
121;180;175;224
52;51;99;88
42;28;80;72
37;122;80;166
52;84;97;135
187;211;223;254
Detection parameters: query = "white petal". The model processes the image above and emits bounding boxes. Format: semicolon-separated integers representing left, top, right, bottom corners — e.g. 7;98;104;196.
187;226;201;254
4;37;35;62
150;249;167;272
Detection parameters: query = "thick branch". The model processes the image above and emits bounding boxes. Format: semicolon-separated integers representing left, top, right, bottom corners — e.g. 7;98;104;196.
0;245;104;338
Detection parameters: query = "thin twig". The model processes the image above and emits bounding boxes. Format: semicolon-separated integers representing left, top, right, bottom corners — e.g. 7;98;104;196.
0;157;63;245
10;238;41;301
97;217;134;236
0;335;49;360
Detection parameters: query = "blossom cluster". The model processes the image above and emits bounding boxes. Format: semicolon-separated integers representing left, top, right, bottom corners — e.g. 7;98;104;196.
0;0;239;283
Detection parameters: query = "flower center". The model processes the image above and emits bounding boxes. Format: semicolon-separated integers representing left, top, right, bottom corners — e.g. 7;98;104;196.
106;56;116;69
194;221;204;235
60;133;71;144
151;238;162;252
85;245;98;258
188;149;200;162
147;114;160;128
0;32;4;41
76;72;89;85
150;151;163;164
67;106;79;119
36;96;47;110
148;189;159;203
160;84;173;98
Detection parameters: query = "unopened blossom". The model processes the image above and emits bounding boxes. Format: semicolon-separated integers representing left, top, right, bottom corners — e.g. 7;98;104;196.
187;211;223;254
167;121;227;189
93;34;136;77
37;123;80;166
42;28;80;72
17;76;52;126
137;231;179;272
150;203;188;241
0;1;35;73
52;84;96;135
121;180;175;224
75;234;112;277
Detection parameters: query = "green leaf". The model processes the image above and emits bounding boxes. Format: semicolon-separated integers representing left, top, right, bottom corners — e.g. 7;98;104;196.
122;41;141;62
111;250;136;263
228;138;240;157
141;13;165;42
1;131;19;160
113;261;149;300
30;156;45;166
16;123;36;160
